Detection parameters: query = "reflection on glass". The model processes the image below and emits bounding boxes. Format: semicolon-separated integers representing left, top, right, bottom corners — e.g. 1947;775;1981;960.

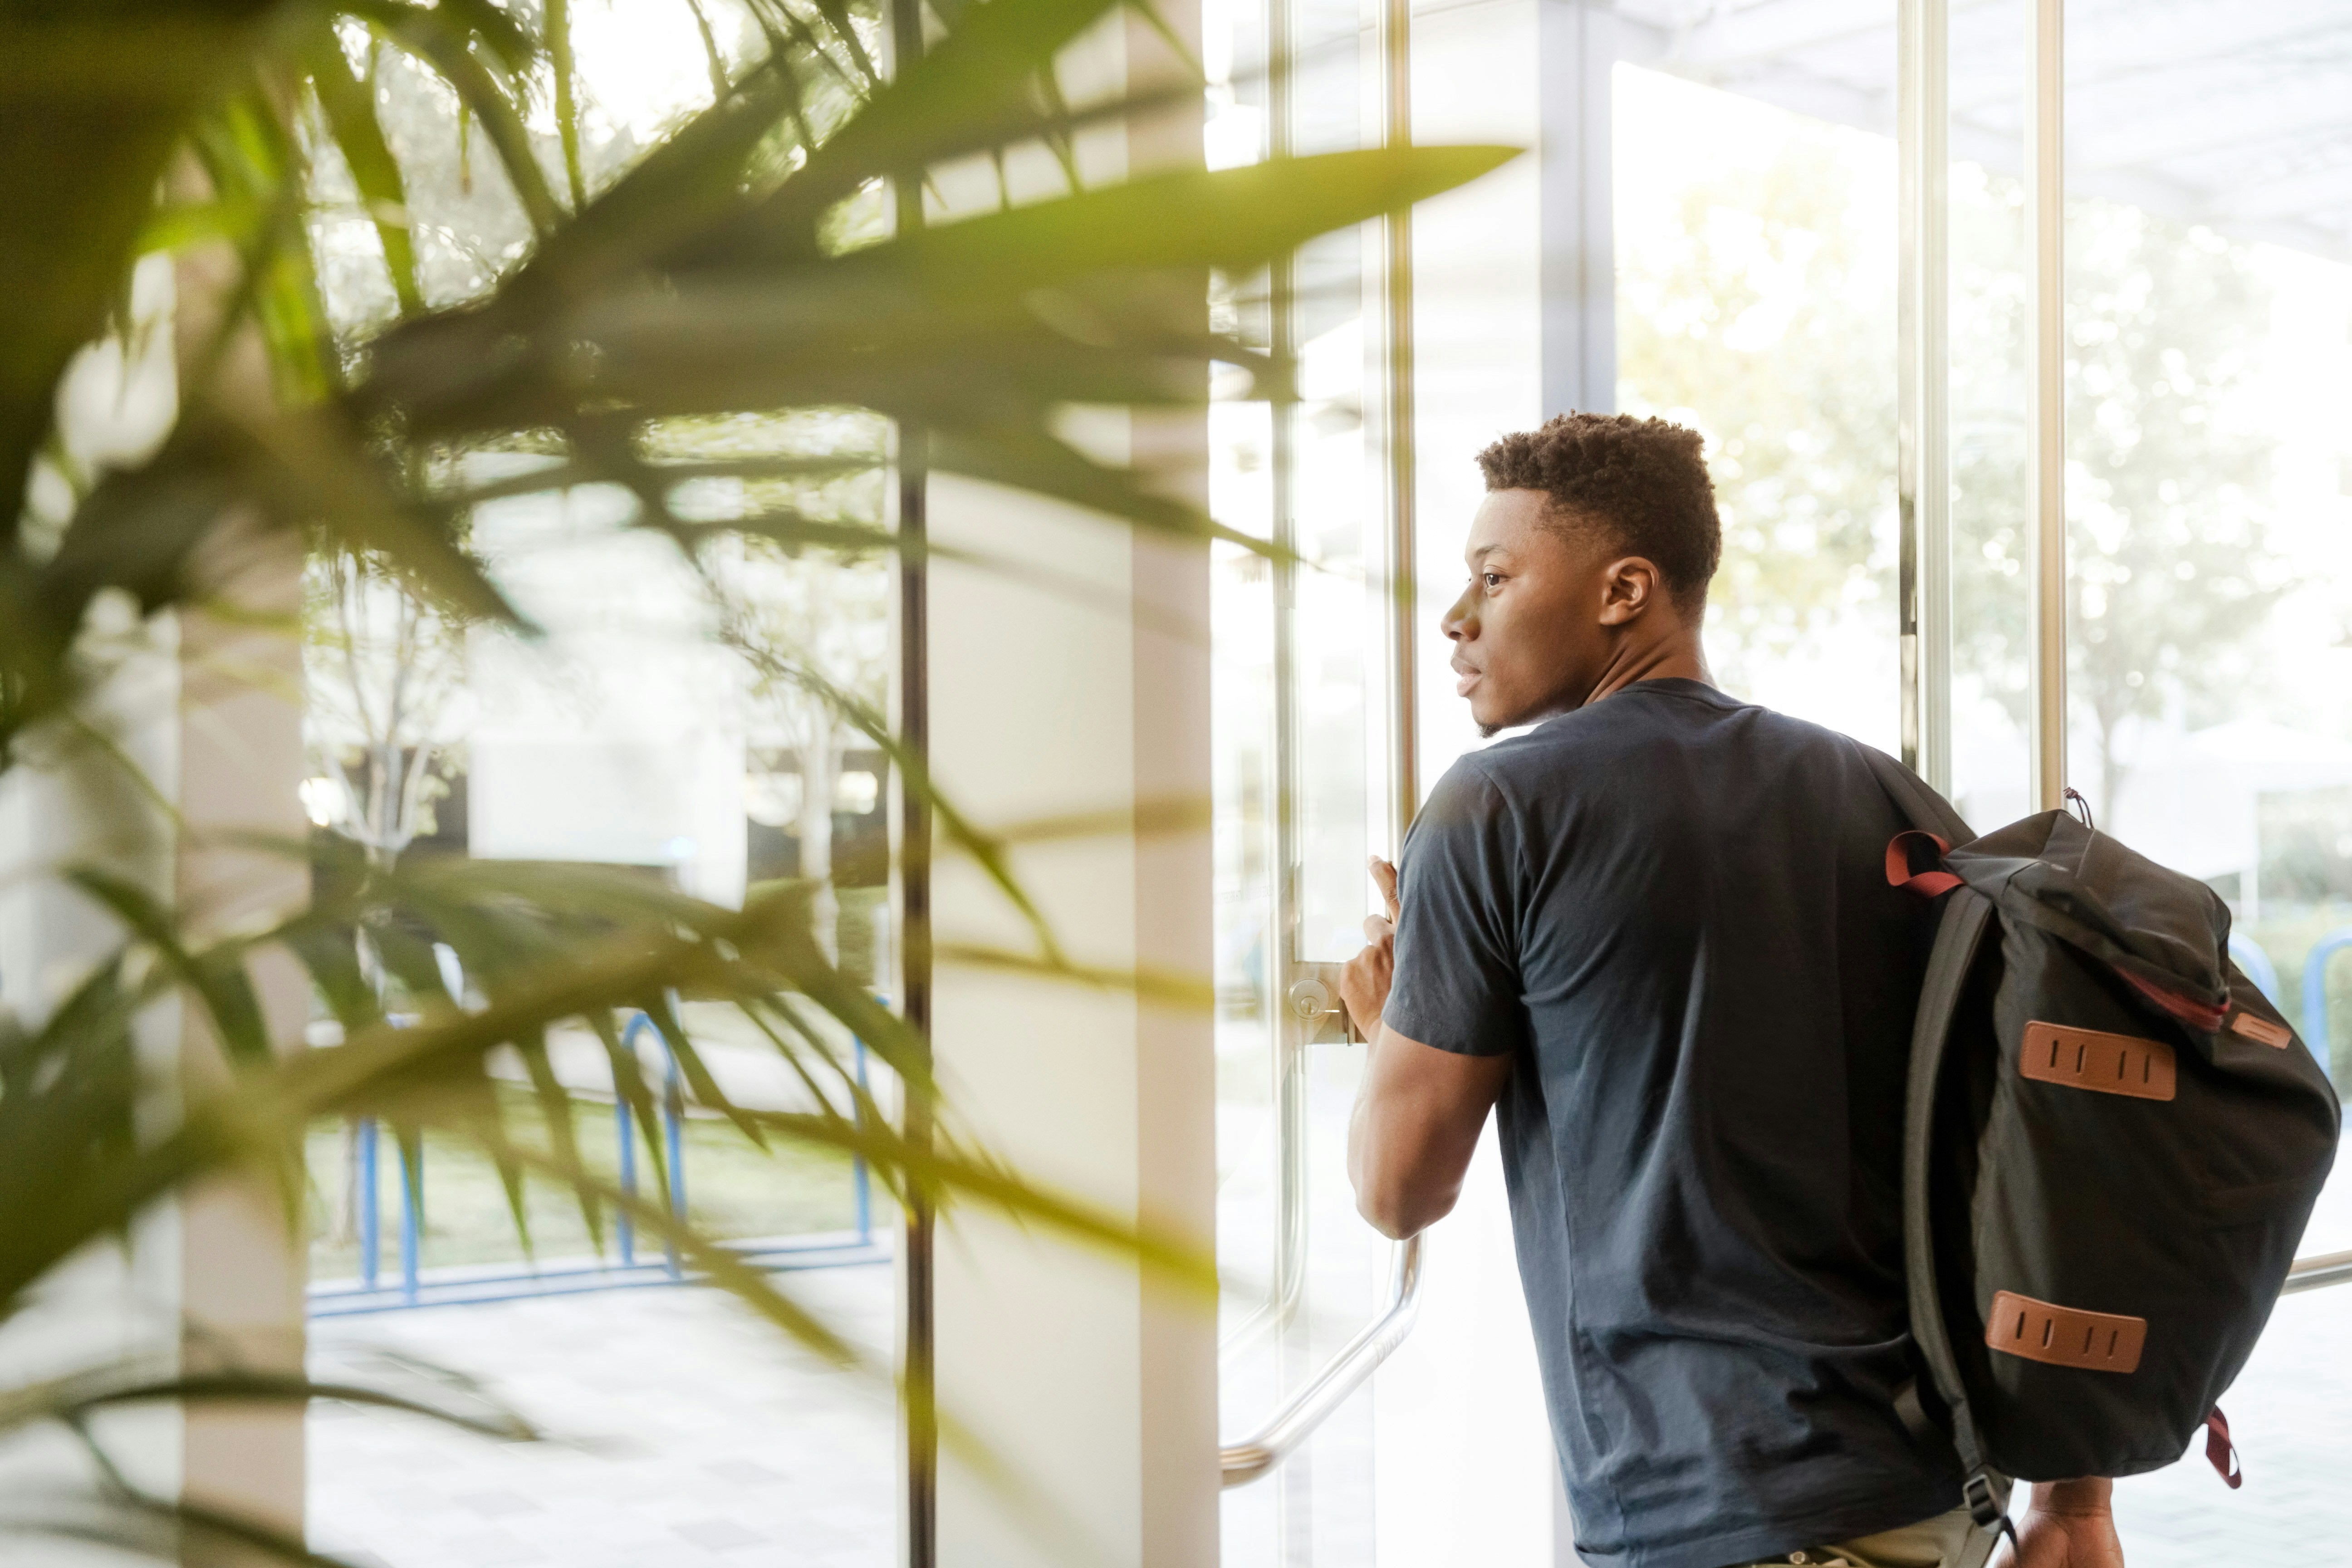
2051;4;2352;1558
1295;241;1378;964
294;10;904;1556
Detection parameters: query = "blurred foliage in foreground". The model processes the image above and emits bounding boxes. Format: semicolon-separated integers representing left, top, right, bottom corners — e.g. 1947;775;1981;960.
0;0;1511;1556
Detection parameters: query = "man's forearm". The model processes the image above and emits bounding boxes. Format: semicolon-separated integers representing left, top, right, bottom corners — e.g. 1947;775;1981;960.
1343;1024;1387;1208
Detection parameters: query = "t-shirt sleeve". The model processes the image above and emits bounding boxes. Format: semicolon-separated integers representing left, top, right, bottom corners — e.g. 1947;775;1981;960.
1382;758;1525;1058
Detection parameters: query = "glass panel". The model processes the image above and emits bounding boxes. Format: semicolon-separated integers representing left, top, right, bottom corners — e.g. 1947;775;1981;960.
296;15;900;1561
1289;0;1382;965
1613;6;1902;753
1207;0;1288;1544
1945;0;2035;827
1210;327;1282;1385
2055;3;2352;1557
1208;0;1391;1556
1293;220;1380;965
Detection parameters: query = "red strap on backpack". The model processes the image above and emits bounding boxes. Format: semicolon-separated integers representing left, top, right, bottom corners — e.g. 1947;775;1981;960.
2118;968;2232;1034
2205;1407;2243;1489
1885;830;1961;897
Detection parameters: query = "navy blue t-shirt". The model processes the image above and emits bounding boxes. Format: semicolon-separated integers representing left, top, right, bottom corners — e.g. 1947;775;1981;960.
1383;679;1958;1568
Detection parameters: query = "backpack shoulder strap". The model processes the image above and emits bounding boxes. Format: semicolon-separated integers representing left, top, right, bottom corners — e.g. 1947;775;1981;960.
1905;887;1991;1415
1855;744;2013;1537
1904;887;2014;1539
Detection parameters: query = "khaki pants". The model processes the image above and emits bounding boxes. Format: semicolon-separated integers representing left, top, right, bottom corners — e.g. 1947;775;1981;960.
1723;1506;1999;1568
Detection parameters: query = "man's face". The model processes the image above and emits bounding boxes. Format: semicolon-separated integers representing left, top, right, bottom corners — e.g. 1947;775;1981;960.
1440;489;1620;735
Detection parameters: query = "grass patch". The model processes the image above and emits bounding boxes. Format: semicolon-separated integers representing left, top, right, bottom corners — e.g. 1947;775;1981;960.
308;1083;870;1282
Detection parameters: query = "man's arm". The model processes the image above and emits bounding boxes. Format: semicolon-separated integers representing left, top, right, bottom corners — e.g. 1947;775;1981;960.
1339;858;1514;1240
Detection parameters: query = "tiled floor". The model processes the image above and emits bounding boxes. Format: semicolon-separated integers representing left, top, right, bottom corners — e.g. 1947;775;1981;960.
304;1202;2352;1568
2110;1281;2352;1563
308;1264;895;1568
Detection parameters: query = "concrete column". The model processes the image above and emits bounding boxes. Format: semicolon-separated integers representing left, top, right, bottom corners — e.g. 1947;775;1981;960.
165;188;309;1565
173;541;309;1561
921;10;1217;1567
925;465;1216;1565
0;240;308;1559
925;472;1216;1567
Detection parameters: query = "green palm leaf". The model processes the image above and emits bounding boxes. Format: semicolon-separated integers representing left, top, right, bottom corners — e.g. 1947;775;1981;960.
0;0;1525;1554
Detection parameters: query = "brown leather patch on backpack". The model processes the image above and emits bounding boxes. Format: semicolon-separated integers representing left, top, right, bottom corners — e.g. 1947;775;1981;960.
1986;1290;2146;1373
2020;1021;2176;1101
2230;1011;2291;1050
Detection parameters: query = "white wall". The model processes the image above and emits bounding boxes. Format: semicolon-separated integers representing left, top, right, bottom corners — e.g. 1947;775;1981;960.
927;469;1217;1567
923;12;1220;1566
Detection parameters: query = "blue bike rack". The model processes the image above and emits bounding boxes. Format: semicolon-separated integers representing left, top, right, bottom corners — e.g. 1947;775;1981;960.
397;1132;421;1306
2300;927;2352;1088
315;1006;884;1315
852;1036;872;1245
356;1117;379;1292
617;1009;689;1279
2229;934;2281;1004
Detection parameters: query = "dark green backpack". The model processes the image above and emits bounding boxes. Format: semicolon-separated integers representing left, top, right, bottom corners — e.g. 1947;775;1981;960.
1864;750;2340;1539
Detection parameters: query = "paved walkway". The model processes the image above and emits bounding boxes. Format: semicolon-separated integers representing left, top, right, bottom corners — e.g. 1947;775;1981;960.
308;1265;895;1568
306;1170;2352;1567
2111;1282;2352;1564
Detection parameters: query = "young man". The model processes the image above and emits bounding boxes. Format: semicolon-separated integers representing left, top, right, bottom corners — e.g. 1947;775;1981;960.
1336;413;2126;1568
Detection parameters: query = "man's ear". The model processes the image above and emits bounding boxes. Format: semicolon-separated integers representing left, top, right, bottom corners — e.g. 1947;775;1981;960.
1597;556;1661;627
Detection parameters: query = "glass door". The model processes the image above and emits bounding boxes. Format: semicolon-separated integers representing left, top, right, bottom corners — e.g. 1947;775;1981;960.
1612;6;2352;1558
1207;0;1416;1557
2036;2;2352;1556
1909;0;2352;1554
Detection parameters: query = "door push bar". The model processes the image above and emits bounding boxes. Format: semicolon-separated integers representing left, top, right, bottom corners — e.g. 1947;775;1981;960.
1220;1234;1423;1488
2284;1249;2352;1295
1217;1238;2346;1491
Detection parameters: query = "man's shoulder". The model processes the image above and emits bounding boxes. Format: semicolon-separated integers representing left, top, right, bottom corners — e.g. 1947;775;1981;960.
1524;682;1880;759
1467;680;1778;769
1466;685;1895;821
1416;750;1513;832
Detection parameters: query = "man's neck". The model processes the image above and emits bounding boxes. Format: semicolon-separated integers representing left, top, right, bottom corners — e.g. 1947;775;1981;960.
1580;627;1712;708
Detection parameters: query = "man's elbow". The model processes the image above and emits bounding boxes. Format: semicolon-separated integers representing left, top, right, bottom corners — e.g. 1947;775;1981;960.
1357;1198;1422;1241
1354;1174;1458;1241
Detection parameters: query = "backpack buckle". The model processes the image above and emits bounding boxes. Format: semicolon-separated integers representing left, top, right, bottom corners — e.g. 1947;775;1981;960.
1962;1470;2019;1553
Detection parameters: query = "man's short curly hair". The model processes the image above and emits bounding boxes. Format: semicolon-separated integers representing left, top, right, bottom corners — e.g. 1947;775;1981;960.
1475;412;1722;614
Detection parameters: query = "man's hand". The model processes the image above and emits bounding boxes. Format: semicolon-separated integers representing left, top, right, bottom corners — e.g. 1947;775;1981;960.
1994;1479;2124;1568
1340;853;1512;1239
1339;857;1402;1040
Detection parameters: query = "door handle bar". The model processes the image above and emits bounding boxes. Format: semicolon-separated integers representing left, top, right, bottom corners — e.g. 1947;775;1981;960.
1219;1246;2339;1490
1219;1234;1423;1488
1222;1243;2342;1491
2283;1249;2352;1294
1221;967;1357;1360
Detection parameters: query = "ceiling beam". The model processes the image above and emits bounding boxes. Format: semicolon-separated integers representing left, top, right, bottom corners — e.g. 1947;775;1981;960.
1620;0;2011;83
1949;5;2352;114
1612;0;2352;265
